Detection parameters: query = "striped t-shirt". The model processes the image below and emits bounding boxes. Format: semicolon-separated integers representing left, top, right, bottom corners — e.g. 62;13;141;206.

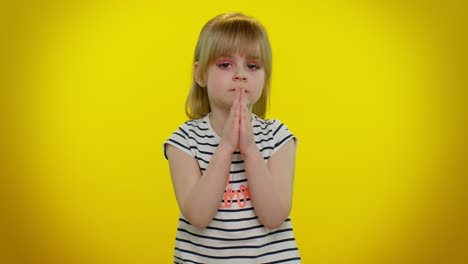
163;113;301;263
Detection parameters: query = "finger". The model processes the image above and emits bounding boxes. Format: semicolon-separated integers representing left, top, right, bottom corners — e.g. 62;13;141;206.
240;91;244;127
228;88;239;118
240;90;250;128
233;88;241;123
241;89;247;124
237;88;243;108
241;88;246;106
237;87;243;109
242;90;250;117
233;88;240;108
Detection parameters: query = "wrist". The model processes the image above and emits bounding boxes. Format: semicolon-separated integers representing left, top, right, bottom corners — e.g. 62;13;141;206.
241;145;260;160
218;141;237;155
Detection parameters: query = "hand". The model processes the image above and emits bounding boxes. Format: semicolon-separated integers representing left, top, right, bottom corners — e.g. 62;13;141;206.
219;88;241;153
238;89;257;155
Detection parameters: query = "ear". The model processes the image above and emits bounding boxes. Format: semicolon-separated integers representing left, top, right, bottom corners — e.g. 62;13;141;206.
194;62;206;87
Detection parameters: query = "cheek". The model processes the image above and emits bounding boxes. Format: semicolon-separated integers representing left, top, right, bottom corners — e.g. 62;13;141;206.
256;71;265;86
252;74;265;96
207;73;228;90
247;85;264;106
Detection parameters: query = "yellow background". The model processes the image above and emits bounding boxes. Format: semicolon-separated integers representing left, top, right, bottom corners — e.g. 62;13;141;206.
2;0;467;263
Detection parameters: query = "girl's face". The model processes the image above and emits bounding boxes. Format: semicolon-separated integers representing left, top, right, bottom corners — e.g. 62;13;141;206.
204;52;265;112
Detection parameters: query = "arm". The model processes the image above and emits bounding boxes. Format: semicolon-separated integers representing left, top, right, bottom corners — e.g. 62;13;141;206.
239;89;297;229
166;143;233;229
242;140;296;230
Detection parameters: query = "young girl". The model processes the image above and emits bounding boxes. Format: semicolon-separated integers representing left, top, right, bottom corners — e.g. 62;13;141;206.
164;12;301;263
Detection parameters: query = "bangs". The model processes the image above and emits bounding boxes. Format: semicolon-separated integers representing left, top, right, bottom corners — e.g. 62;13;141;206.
206;22;265;63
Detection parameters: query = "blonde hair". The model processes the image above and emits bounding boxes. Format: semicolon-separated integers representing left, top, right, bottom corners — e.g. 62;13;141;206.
185;12;272;119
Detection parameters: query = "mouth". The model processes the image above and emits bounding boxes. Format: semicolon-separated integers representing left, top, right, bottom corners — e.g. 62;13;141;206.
230;88;248;92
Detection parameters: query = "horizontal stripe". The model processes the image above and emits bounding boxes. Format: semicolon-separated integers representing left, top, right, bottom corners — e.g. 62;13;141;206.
195;156;209;164
167;139;190;151
175;246;299;260
263;257;302;264
175;255;301;264
254;129;273;136
177;228;294;242
273;123;284;137
275;134;294;148
188;128;215;138
178;127;190;137
253;123;269;129
206;224;263;232
186;123;209;131
259;146;274;152
174;256;202;264
255;117;275;125
179;218;262;232
188;136;219;147
218;207;254;213
255;137;274;144
173;131;187;140
191;147;214;155
229;178;247;184
186;120;207;126
212;216;258;222
176;237;296;250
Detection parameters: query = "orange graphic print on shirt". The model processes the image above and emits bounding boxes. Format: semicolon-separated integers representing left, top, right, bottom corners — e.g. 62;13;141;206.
220;175;250;209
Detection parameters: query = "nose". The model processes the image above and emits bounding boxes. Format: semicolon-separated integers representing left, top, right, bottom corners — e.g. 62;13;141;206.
233;69;247;82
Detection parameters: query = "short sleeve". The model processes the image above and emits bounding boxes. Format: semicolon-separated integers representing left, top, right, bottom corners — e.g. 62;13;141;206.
270;119;298;156
163;124;195;160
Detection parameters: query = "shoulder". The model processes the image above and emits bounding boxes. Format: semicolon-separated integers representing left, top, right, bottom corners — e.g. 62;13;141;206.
252;114;296;156
252;114;291;137
181;117;216;141
172;116;210;137
163;116;211;159
184;117;210;130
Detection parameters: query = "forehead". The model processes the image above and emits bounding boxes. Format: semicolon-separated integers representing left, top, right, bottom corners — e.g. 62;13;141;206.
212;46;262;60
208;33;264;62
216;53;261;61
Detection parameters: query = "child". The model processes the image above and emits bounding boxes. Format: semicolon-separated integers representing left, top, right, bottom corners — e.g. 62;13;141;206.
163;12;301;263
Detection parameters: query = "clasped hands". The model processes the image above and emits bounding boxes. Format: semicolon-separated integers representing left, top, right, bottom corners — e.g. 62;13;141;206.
220;88;257;155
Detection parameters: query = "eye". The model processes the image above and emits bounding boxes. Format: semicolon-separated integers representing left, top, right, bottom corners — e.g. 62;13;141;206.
217;63;231;69
247;63;261;70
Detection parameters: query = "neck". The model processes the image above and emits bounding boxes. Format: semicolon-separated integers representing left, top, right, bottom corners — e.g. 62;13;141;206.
209;109;230;137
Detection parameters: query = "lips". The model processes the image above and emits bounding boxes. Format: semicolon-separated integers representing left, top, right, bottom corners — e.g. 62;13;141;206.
230;88;248;92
